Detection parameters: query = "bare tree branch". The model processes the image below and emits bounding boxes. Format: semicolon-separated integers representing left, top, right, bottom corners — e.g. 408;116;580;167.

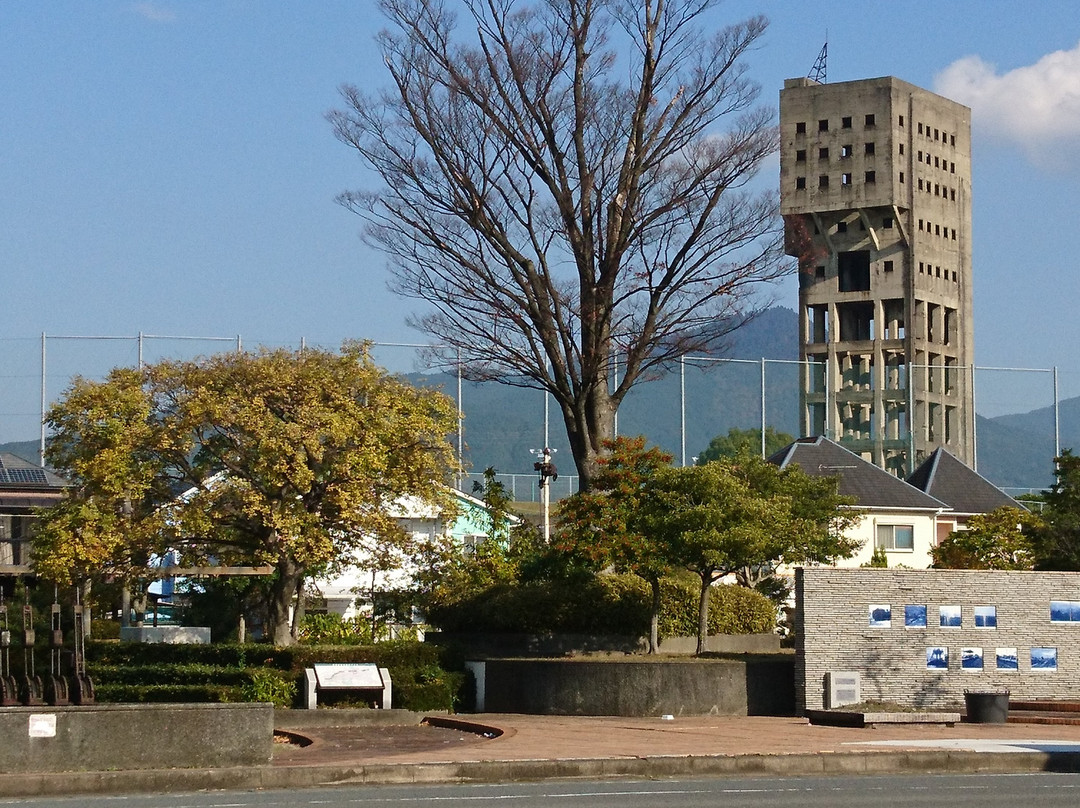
329;0;789;487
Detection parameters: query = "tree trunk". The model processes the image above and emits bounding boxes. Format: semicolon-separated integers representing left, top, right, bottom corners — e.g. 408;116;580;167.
268;557;305;647
290;577;307;642
562;384;617;491
648;576;661;654
696;573;712;655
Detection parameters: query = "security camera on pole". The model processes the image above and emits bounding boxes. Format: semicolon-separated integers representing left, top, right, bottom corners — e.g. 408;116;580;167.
531;447;558;543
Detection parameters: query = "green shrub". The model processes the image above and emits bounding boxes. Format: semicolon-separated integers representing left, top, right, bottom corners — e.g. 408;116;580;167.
658;578;776;638
241;668;297;707
86;639;461;712
296;613;374;645
424;573;651;635
94;683;241;703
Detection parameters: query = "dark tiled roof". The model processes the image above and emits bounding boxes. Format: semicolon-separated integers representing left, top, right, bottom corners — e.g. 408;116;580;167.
907;448;1023;515
0;453;68;490
768;437;947;511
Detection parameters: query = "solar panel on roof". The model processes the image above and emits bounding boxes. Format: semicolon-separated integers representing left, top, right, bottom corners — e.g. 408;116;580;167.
0;468;49;486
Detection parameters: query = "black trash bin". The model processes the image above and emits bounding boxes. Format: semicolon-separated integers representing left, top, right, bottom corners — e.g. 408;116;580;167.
964;689;1009;723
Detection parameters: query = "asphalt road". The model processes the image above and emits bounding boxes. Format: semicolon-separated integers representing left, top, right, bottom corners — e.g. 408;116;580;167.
5;773;1080;808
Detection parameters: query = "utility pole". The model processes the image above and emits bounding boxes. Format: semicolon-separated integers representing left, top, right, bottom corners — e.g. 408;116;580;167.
531;447;558;543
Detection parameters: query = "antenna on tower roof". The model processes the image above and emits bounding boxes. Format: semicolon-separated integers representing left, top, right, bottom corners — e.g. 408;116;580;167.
808;37;827;84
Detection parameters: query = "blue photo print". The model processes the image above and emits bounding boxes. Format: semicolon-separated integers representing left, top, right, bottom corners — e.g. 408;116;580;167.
1050;601;1080;622
1031;647;1058;671
926;647;948;670
869;604;891;628
961;647;983;671
905;605;927;628
974;606;997;628
996;648;1018;671
939;605;962;627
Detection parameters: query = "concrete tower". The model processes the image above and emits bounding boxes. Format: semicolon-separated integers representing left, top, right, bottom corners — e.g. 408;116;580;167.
780;76;974;476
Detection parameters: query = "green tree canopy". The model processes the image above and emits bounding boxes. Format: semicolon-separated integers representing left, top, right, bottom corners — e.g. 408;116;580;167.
555;436;675;652
695;427;795;464
1033;450;1080;570
932;506;1041;570
34;343;459;645
639;453;860;653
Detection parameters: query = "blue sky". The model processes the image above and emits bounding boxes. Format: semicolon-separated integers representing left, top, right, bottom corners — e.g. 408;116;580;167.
1;1;1079;432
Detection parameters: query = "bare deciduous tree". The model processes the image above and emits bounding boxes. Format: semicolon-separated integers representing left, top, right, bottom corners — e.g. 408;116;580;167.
329;0;789;489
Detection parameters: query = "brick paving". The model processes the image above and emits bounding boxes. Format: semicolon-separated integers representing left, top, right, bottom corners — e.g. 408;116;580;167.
271;713;1080;768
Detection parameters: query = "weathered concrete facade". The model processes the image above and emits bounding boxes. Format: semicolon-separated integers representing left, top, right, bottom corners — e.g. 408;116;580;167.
780;77;974;475
796;568;1080;713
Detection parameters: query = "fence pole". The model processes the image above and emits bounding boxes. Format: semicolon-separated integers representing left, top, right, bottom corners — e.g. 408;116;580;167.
39;333;46;466
760;358;766;458
680;357;687;466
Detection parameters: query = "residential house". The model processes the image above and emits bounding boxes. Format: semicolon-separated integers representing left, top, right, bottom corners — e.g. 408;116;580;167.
0;453;69;575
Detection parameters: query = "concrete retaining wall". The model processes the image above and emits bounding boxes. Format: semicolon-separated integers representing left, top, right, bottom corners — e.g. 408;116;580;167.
0;703;273;773
472;657;795;716
429;632;781;657
796;567;1080;713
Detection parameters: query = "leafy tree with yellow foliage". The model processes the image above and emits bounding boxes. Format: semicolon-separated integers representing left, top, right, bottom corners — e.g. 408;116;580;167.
34;343;458;645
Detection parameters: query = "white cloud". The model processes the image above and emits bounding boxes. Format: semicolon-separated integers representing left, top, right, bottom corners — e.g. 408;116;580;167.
934;40;1080;163
131;2;177;23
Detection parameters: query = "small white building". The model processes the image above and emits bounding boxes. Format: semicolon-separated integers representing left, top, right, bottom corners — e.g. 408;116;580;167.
770;437;1022;569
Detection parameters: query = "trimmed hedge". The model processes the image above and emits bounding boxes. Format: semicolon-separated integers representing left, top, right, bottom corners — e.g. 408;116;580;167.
425;572;778;639
658;578;776;638
85;639;462;711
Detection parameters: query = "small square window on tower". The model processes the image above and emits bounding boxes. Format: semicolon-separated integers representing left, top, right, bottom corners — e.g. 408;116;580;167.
899;114;905;127
865;170;876;183
819;147;830;159
899;143;904;155
884;260;894;272
883;217;894;228
796;149;806;162
796;121;806;134
899;171;905;183
819;175;829;188
795;176;806;189
864;142;875;155
819;119;829;132
865;113;876;127
841;116;852;129
837;221;848;233
841;172;852;185
815;265;826;279
841;144;853;158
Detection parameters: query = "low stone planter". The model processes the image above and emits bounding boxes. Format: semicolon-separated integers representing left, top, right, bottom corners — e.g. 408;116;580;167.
806;709;961;727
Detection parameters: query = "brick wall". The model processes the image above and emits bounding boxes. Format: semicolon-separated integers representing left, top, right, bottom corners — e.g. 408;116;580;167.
795;567;1080;712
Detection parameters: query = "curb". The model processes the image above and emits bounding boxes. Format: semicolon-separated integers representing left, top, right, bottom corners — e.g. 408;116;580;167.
3;750;1080;798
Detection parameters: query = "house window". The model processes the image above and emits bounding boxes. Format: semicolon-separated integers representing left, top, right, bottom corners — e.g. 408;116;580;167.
865;170;876;183
918;123;924;134
819;146;830;159
795;176;806;189
841;144;853;158
865;113;876;127
819;119;829;132
819;175;829;188
841;116;852;129
899;171;905;183
841;172;852;185
796;149;806;162
796;121;806;134
899;143;904;155
864;142;875;156
899;115;905;127
876;524;914;551
883;260;894;272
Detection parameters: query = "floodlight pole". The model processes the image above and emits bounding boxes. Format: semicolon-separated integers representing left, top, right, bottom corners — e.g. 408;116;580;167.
531;447;558;543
